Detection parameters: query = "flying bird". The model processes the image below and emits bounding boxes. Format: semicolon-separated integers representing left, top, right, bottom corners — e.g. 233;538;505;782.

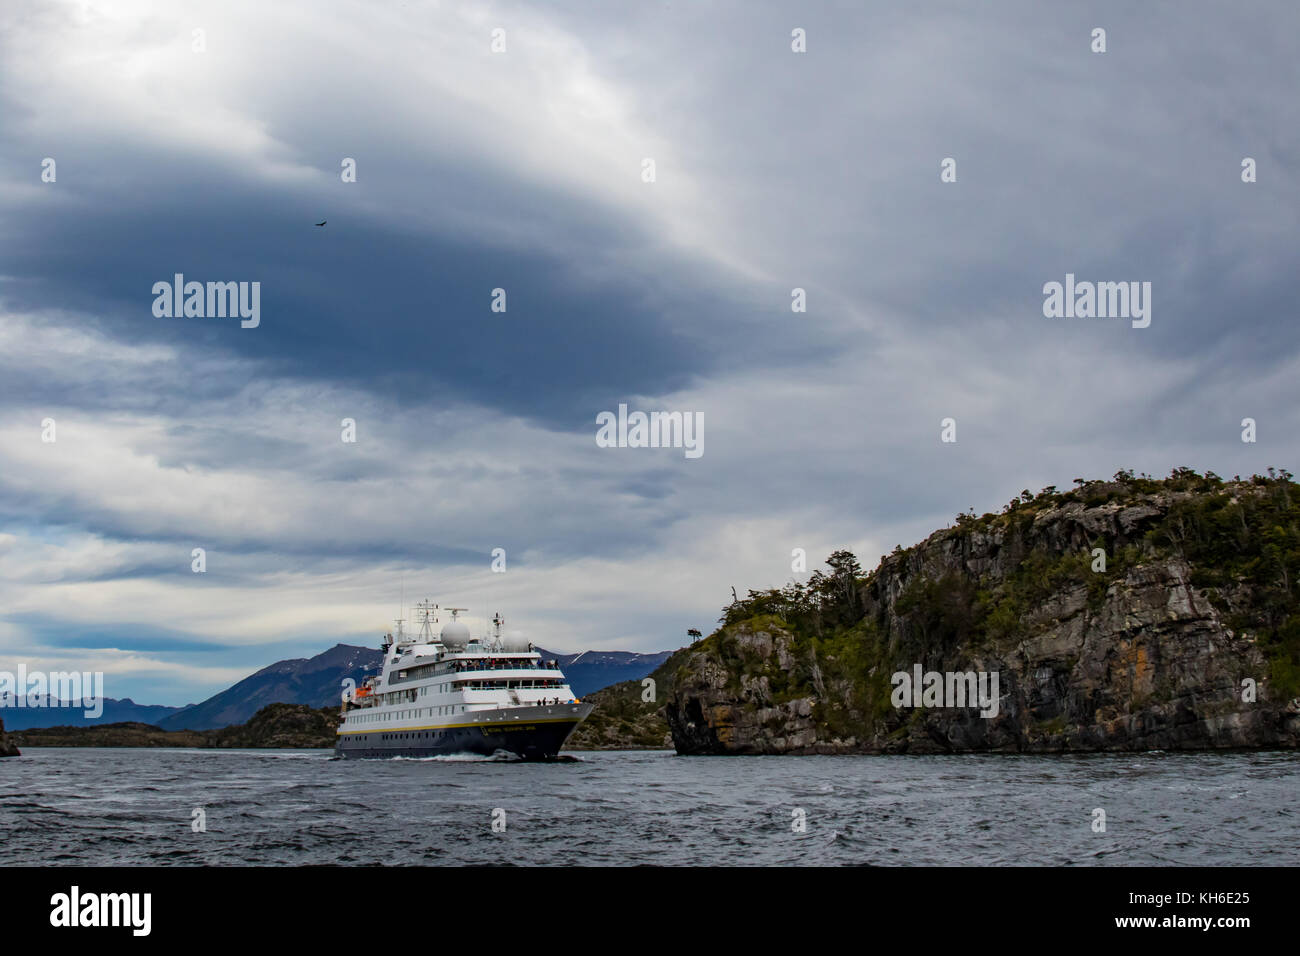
315;220;327;227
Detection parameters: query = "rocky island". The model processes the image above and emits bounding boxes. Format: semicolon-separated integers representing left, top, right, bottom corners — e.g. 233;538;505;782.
657;470;1300;754
0;716;18;757
10;703;341;750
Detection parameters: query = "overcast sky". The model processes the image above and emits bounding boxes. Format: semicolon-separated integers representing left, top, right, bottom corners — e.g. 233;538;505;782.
1;0;1296;705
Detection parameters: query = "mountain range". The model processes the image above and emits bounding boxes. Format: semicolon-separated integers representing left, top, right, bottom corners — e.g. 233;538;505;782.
0;697;186;731
3;642;671;731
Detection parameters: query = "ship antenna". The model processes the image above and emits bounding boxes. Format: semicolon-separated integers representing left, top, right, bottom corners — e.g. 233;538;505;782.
416;598;440;641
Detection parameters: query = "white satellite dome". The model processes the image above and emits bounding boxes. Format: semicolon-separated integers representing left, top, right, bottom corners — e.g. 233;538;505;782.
440;620;471;646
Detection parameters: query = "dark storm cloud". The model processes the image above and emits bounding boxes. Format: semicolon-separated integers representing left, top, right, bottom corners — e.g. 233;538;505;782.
0;0;1296;702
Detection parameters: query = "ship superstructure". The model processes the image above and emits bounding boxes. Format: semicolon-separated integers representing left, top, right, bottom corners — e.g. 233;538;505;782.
336;602;592;759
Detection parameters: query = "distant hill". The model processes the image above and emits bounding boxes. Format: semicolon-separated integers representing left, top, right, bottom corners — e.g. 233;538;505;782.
158;644;380;730
0;698;185;731
564;647;691;750
12;704;342;749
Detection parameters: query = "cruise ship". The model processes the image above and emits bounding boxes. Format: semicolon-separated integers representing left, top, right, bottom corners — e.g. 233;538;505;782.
336;602;593;760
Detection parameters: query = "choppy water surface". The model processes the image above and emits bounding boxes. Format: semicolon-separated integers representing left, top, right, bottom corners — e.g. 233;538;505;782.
1;748;1295;865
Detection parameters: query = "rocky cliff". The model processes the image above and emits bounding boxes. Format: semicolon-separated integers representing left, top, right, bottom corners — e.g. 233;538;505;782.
0;716;18;756
663;470;1300;754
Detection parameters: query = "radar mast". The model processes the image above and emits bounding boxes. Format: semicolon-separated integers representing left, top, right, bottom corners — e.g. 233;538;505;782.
416;600;440;642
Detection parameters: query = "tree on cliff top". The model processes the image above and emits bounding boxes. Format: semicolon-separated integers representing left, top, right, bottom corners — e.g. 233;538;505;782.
721;549;866;635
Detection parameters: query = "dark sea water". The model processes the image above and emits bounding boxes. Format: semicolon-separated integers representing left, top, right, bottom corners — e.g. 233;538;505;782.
1;748;1296;866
